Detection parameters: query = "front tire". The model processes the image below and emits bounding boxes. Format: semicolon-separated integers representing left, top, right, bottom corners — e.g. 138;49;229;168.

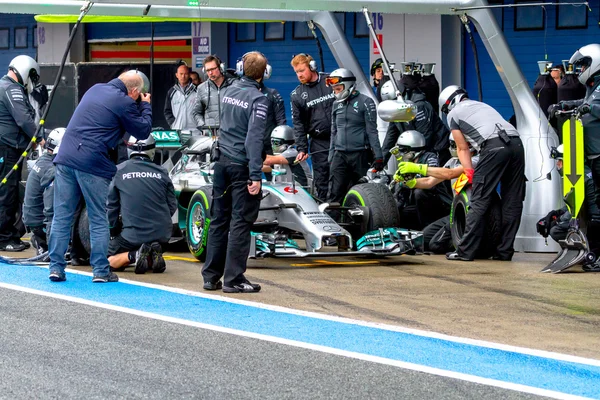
343;183;401;239
186;186;212;262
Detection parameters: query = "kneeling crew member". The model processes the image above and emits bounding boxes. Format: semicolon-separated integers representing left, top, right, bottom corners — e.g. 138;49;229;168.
107;135;176;274
202;51;269;293
327;68;383;204
440;85;525;262
23;127;65;256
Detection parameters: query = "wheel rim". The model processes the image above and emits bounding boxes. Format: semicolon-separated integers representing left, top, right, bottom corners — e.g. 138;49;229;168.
189;202;205;246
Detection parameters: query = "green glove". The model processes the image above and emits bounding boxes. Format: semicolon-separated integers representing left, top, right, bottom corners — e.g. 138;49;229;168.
398;162;428;176
404;178;417;189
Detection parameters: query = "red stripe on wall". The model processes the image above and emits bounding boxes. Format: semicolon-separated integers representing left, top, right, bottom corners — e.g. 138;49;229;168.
136;40;188;46
91;50;191;59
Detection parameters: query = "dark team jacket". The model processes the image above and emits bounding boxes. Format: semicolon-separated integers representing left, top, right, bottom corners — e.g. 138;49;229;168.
329;91;382;160
54;78;152;180
107;156;177;244
290;74;335;153
0;75;38;150
23;153;55;228
382;91;449;164
218;76;270;181
260;82;287;149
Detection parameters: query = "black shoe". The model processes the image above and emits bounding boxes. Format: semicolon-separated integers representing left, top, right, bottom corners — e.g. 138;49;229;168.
490;255;512;261
583;263;600;272
203;281;223;291
150;242;166;273
446;252;473;261
223;281;261;293
16;239;31;250
49;270;66;282
0;241;26;252
70;257;90;266
135;243;152;274
92;272;119;283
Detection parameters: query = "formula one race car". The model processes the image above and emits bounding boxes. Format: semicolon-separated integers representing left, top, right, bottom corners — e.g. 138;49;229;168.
169;136;423;261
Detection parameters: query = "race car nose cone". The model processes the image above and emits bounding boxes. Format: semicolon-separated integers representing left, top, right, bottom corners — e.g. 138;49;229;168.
377;99;417;122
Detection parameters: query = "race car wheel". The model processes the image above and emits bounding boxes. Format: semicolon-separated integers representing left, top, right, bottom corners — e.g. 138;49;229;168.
186;186;212;262
450;189;502;259
343;183;401;239
74;206;91;255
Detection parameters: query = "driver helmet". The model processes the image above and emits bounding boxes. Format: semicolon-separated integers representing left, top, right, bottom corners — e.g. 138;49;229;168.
394;130;426;161
127;134;156;159
439;85;468;114
9;55;40;94
271;125;295;155
568;44;600;86
448;132;476;158
326;68;357;101
45;127;66;154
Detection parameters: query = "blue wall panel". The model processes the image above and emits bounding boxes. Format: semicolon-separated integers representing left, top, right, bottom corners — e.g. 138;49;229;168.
464;1;600;120
86;22;191;40
228;14;370;124
0;14;37;70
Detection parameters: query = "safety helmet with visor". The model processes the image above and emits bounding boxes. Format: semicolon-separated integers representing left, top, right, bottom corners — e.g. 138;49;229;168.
568;44;600;86
392;130;426;162
46;127;66;154
127;135;156;159
9;55;40;94
448;132;476;158
326;68;357;101
439;85;468;114
271;125;295;154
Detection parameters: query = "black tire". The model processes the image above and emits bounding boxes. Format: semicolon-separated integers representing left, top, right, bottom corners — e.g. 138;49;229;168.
450;189;502;259
186;186;212;262
74;206;91;255
343;183;401;239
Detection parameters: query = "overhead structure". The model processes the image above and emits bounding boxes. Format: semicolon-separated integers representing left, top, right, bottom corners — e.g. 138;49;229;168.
0;0;559;251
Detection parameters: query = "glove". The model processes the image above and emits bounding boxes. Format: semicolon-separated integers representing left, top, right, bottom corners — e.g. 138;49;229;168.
547;103;562;119
404;178;417;189
372;159;384;172
464;168;475;184
398;162;428;176
577;103;591;116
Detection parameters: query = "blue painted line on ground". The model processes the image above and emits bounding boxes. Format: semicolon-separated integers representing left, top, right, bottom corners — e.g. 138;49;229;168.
1;262;599;398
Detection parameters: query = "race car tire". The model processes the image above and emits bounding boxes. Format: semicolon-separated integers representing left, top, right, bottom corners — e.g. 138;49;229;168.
343;183;401;239
186;186;212;262
450;189;502;259
75;206;91;255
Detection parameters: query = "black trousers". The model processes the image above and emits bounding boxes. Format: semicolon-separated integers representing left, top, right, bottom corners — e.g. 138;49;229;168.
400;189;450;231
458;137;526;260
310;137;330;201
423;215;452;254
0;147;22;244
328;150;370;204
202;158;261;287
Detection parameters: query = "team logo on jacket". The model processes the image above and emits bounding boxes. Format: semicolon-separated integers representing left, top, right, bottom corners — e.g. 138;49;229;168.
353;101;359;113
301;92;309;99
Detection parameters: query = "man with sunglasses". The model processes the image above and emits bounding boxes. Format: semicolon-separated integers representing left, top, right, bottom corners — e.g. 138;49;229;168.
0;55;40;251
290;53;335;200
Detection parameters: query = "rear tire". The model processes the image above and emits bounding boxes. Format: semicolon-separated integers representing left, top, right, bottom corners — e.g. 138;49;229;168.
450;189;502;259
186;186;212;262
343;183;401;239
74;206;91;255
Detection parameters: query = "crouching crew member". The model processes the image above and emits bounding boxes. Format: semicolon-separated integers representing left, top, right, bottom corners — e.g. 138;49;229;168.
202;51;269;293
327;68;383;205
440;85;525;262
107;135;176;274
23;128;65;256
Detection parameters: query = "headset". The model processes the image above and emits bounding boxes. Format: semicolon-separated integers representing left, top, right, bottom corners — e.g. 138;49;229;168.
202;54;225;75
292;53;317;72
236;51;272;80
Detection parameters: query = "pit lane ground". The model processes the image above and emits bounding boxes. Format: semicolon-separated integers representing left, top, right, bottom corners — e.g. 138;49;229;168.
1;245;599;399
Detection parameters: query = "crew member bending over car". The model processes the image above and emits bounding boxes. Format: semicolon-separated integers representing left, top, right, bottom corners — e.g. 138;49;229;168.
263;125;310;187
107;135;176;274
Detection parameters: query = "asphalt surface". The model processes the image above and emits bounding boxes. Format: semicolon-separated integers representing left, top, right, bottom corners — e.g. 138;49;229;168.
0;289;546;400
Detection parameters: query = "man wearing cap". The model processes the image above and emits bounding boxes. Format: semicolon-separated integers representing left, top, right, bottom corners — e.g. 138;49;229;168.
47;70;152;283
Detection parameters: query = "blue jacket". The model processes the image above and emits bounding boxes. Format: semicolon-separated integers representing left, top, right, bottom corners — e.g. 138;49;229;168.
54;78;152;179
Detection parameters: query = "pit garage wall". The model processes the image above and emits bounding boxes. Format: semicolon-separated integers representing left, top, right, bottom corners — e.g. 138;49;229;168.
0;14;37;67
